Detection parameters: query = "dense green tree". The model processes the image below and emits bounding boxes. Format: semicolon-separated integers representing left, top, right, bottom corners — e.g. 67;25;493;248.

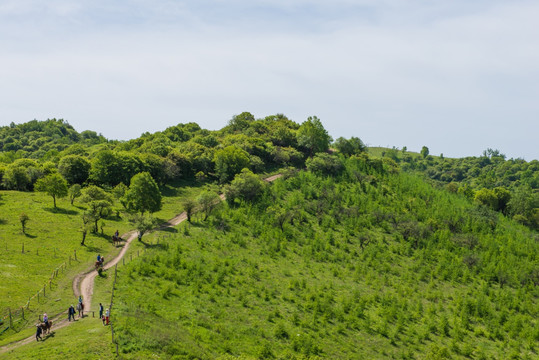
508;186;536;222
474;188;498;210
123;172;162;214
35;173;68;208
214;146;250;183
227;112;255;132
333;137;366;157
421;146;430;159
90;150;144;186
80;185;113;232
306;153;344;176
58;155;91;185
2;165;31;191
296;116;332;157
224;169;266;204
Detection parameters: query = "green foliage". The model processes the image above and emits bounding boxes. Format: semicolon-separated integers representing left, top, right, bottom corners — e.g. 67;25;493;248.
34;173;68;208
113;166;538;359
181;198;197;222
123;172;162;214
130;213;158;239
89;150;144;187
197;190;221;220
224;169;266;204
227;111;255;132
80;185;113;232
305;153;344;176
214;146;250;183
421;146;430;159
58;155;91;185
2;165;32;191
296;116;332;156
334;136;366;156
19;212;29;234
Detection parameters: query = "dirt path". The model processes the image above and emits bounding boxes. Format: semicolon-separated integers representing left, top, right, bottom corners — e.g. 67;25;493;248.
0;174;282;354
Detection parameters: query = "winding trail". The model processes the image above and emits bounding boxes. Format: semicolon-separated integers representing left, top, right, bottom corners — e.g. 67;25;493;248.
0;173;282;354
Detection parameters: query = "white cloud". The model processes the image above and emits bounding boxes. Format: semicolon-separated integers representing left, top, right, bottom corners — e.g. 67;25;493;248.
0;0;538;159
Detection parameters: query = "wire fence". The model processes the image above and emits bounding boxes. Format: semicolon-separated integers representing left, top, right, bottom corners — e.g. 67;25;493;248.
0;249;81;335
108;234;171;357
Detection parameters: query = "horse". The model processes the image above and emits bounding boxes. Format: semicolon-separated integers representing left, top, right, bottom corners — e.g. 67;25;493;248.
77;302;84;318
112;234;123;246
40;320;53;335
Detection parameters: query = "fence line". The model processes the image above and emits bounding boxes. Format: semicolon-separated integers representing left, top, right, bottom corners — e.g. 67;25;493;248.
108;235;167;357
0;250;79;335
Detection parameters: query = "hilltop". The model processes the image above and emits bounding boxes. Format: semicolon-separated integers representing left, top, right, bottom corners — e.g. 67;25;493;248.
0;115;538;359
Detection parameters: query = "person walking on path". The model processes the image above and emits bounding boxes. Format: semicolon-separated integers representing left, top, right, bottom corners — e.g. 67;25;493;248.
68;305;76;321
43;313;48;327
35;324;42;341
105;308;110;325
99;303;104;320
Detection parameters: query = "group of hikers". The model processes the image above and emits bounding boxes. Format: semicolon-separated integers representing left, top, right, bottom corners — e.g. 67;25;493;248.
36;248;114;341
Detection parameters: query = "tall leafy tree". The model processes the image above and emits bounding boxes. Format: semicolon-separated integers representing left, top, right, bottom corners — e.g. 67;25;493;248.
214;146;250;183
123;172;162;214
35;173;68;208
2;166;31;191
224;169;266;204
81;185;113;232
334;137;366;157
296;116;332;157
58;155;91;185
68;184;82;205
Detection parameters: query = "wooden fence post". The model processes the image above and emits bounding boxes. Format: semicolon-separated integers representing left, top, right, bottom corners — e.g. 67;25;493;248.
8;308;12;328
21;307;24;320
22;243;24;254
74;250;77;261
37;291;39;303
122;257;125;266
43;285;46;297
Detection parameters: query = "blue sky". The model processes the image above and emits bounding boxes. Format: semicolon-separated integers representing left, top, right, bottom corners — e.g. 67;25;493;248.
1;0;538;160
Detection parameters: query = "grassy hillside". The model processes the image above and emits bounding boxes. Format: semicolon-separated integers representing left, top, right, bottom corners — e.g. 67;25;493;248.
0;179;205;341
111;159;538;359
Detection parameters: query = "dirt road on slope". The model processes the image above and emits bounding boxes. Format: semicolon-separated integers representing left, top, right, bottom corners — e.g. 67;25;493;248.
0;173;282;354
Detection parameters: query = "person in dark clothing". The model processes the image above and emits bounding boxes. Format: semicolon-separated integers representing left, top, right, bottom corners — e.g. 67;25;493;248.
36;324;42;341
99;303;104;320
68;305;76;321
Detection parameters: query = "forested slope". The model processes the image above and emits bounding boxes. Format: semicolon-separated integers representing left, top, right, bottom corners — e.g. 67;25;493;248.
112;156;538;359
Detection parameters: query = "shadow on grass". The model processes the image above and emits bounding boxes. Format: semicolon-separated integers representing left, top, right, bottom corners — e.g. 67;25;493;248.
84;245;101;253
44;207;79;215
0;219;7;225
139;239;168;250
158;226;178;233
41;332;56;342
24;233;38;238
